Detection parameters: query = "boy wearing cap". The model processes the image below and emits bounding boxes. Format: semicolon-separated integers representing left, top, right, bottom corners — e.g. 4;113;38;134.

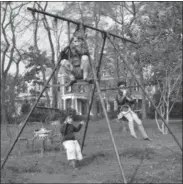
116;81;151;141
60;115;85;170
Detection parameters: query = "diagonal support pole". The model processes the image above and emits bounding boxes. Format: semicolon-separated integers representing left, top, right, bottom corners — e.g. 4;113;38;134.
81;34;106;152
82;32;127;184
1;47;69;169
108;35;182;152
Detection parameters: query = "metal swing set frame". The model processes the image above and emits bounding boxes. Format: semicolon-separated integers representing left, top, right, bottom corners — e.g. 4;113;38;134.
1;7;182;184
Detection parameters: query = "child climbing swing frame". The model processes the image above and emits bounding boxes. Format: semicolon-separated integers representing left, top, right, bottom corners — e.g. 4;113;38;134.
2;7;182;184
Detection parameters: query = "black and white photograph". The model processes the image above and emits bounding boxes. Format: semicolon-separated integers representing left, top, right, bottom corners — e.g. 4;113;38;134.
1;1;182;183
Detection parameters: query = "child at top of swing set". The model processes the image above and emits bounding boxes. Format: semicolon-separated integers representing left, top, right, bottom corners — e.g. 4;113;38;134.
60;24;93;88
60;115;85;170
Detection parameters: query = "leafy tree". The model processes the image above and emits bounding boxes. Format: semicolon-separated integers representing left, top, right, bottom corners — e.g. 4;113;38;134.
23;46;52;106
122;2;182;133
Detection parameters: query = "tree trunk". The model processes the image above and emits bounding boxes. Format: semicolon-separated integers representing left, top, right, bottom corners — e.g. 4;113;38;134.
1;74;8;124
165;100;169;134
136;49;147;120
51;73;58;108
41;70;50;107
139;73;147;119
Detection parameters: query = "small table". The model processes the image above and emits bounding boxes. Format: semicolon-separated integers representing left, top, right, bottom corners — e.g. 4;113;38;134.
32;128;52;156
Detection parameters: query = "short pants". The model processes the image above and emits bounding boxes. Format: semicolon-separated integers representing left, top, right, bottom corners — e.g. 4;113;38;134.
62;140;83;161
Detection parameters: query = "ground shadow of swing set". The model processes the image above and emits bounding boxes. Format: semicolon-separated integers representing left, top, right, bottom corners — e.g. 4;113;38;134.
1;7;182;184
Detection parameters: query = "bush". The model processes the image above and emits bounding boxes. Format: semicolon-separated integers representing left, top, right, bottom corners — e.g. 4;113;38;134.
28;110;48;122
21;101;31;115
108;111;118;120
147;105;155;119
64;108;77;118
74;115;87;121
169;102;182;119
48;110;67;123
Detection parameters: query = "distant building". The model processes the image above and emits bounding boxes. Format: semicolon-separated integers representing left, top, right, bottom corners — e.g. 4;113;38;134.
57;67;92;115
15;65;157;116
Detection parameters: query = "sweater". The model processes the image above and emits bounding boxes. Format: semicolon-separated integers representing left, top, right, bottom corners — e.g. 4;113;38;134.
116;91;135;108
60;123;82;142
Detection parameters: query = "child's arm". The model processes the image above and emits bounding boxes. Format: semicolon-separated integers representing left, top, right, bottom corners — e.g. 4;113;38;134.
116;93;126;104
126;91;135;102
73;121;84;132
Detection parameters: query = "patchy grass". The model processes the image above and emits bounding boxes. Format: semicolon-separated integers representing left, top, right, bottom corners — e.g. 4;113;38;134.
1;119;182;183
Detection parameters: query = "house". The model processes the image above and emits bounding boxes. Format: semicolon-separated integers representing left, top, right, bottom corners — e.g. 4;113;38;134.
57;67;92;115
15;64;157;117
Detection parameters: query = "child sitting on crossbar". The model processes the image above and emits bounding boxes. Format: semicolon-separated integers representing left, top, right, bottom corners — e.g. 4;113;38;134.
60;115;85;170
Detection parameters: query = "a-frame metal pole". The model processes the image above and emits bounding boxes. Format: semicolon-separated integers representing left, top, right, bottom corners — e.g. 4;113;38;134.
108;36;182;152
81;34;106;152
1;47;69;169
82;32;127;184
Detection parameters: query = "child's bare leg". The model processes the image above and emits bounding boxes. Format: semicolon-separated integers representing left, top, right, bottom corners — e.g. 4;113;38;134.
131;111;150;140
121;120;127;132
81;55;93;83
70;159;77;169
124;112;138;138
61;59;76;87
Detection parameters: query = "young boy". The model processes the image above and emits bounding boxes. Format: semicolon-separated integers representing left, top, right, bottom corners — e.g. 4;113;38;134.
60;24;93;88
60;115;84;170
60;54;93;88
116;81;151;141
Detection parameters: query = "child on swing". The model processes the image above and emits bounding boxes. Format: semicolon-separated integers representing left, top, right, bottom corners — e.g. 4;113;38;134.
116;81;151;141
60;24;93;88
60;115;85;170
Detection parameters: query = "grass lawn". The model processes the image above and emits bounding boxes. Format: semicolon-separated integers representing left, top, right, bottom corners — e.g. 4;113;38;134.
1;119;182;183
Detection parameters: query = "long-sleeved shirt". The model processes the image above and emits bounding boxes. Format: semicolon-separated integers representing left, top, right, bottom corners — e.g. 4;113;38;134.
60;123;82;142
116;90;135;110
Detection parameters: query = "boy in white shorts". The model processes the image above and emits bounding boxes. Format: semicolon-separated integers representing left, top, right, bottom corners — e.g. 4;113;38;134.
60;115;84;170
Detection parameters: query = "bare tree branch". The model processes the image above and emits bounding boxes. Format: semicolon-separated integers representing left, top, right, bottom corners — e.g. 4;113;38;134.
1;3;10;72
36;2;55;65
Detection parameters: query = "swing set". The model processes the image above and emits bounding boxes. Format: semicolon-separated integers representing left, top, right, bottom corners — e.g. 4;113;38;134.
1;7;182;184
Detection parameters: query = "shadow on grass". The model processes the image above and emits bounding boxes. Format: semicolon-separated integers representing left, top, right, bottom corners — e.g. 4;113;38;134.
6;162;42;174
120;147;155;160
128;150;146;183
101;148;154;183
79;151;112;167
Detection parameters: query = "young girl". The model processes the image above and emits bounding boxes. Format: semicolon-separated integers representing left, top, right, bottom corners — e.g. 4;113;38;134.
60;115;84;170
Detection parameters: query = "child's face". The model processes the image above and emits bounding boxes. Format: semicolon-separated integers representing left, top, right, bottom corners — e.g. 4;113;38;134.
67;117;73;124
119;85;126;93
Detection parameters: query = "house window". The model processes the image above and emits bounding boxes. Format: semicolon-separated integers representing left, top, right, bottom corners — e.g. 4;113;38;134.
134;82;139;91
58;82;60;92
79;85;85;93
102;70;107;77
66;86;72;93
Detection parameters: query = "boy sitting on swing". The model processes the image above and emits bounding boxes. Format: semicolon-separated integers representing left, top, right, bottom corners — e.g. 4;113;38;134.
116;81;151;141
60;115;85;170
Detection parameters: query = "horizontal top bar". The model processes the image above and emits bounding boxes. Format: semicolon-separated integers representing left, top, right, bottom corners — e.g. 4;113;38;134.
27;7;137;44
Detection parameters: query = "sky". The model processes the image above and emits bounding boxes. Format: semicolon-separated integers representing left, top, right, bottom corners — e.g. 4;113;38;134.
4;2;67;75
4;2;115;75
